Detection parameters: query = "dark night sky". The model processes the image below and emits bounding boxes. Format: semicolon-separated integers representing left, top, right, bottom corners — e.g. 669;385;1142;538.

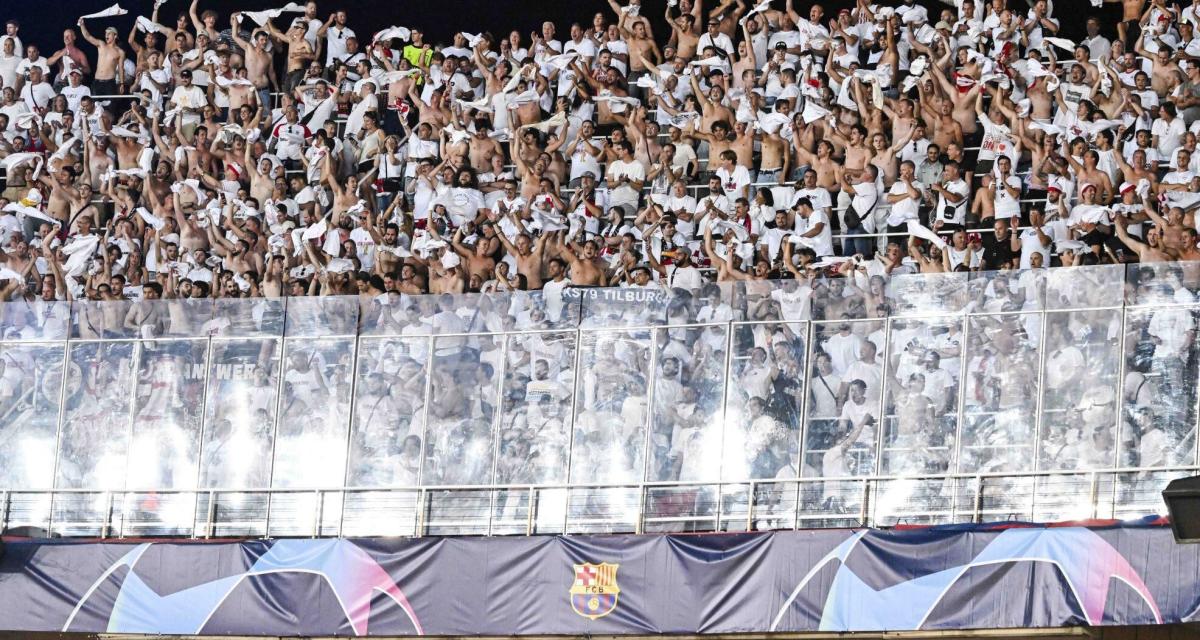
8;0;1118;58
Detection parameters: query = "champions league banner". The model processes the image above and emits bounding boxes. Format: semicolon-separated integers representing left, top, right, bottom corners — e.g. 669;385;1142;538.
0;524;1195;636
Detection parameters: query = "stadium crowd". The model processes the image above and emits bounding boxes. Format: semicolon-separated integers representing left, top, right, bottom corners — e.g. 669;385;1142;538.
0;0;1198;501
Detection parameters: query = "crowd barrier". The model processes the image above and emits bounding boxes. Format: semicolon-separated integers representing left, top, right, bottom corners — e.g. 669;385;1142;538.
1;261;1199;537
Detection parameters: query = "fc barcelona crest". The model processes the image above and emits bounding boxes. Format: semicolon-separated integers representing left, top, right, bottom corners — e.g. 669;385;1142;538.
569;562;620;619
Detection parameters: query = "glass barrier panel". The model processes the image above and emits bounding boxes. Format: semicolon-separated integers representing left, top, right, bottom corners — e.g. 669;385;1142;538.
967;269;1044;315
1113;470;1183;520
55;341;137;490
887;271;971;317
0;299;70;341
529;487;568;535
1037;310;1122;471
809;276;875;322
792;478;866;529
49;491;112;537
578;286;672;328
263;492;340;537
1031;473;1098;522
642;485;719;533
1126;262;1200;306
340;490;419;536
957;313;1041;474
750;481;805;531
346;336;429;487
566;486;639;534
0;342;66;489
802;320;886;480
424;335;502;485
723;322;807;481
195;491;268;537
1120;307;1199;469
1045;264;1125;310
648;324;728;483
497;331;577;485
284;295;360;337
2;492;52;534
870;477;957;526
271;338;356;488
425;489;493;535
118;491;198;536
127;340;208;490
198;339;282;489
976;475;1035;522
569;329;653;484
158;298;214;337
881;316;963;474
208;298;285;337
71;299;138;340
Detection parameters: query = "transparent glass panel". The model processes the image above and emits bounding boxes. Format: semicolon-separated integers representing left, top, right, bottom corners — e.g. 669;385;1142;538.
159;298;214;337
424;335;501;485
871;477;957;526
195;491;268;537
578;287;671;328
968;269;1044;316
887;271;970;317
569;329;652;484
0;299;71;340
802;320;885;479
1120;307;1199;468
566;486;639;534
642;485;719;533
792;478;866;528
340;490;419;536
881;316;963;474
496;331;576;485
55;342;137;490
958;313;1041;473
272;339;355;487
1037;310;1122;471
1031;473;1098;522
119;491;199;536
1114;469;1186;519
208;298;285;337
1126;262;1200;306
425;489;492;535
810;277;873;321
0;342;65;488
70;300;138;340
346;337;429;487
50;491;111;537
127;340;208;489
723;322;807;481
976;475;1035;522
1045;264;1124;310
284;296;360;337
648;324;728;482
198;339;282;488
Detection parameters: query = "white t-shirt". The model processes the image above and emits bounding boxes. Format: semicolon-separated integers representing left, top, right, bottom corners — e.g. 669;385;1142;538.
716;165;752;200
885;180;922;226
935;178;969;225
993;175;1023;220
606;159;645;209
170;85;208;124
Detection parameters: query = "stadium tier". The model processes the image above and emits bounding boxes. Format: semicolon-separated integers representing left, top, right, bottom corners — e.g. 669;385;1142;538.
4;0;1200;636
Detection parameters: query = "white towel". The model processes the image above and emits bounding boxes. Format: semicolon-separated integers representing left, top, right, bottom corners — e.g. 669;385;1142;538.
460;32;484;47
135;16;170;34
81;4;127;19
373;26;411;42
136;207;167;231
238;2;306;25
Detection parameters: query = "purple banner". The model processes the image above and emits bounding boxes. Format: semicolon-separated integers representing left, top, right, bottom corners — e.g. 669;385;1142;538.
0;523;1195;636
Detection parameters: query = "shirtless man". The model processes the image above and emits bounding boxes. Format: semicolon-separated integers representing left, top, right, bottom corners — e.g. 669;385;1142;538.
555;233;608;285
496;224;550;289
1106;0;1146;47
793;140;843;192
232;16;275;108
266;18;315;92
691;74;736;133
830;123;871;174
665;8;700;59
77;20;127;95
449;228;497;283
1115;216;1171;261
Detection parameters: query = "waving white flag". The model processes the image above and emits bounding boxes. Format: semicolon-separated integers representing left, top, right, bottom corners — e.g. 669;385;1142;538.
80;4;128;19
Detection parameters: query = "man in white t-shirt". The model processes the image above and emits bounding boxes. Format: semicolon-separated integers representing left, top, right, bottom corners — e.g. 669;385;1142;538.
714;149;752;201
884;160;923;239
606;140;646;217
989;155;1023;221
791;197;834;257
839;165;880;256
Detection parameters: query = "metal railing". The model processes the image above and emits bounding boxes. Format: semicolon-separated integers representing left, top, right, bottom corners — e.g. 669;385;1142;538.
0;465;1186;538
